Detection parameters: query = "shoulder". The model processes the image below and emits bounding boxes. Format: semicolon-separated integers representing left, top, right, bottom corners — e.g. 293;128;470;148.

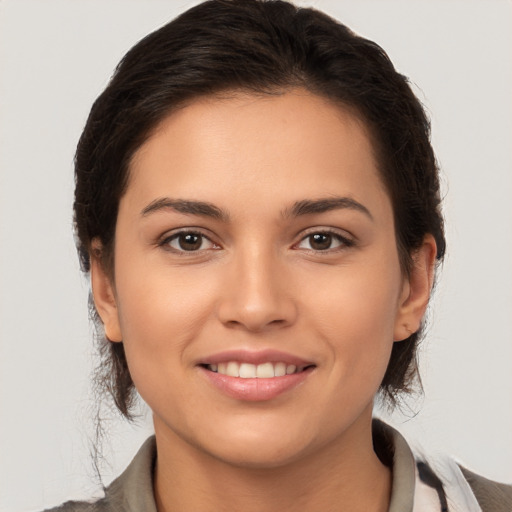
460;466;512;512
374;419;512;512
41;498;108;512
40;436;157;512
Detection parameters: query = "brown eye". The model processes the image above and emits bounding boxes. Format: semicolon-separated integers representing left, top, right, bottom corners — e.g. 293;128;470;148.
179;233;202;251
166;232;216;252
296;231;351;252
309;233;333;250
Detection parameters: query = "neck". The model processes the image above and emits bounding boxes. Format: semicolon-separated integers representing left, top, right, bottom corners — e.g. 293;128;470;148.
153;409;391;512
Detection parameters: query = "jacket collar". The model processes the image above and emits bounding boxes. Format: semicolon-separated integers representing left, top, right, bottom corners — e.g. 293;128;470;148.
105;421;420;512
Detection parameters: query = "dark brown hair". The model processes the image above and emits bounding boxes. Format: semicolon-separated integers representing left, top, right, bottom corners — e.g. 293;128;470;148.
74;0;446;418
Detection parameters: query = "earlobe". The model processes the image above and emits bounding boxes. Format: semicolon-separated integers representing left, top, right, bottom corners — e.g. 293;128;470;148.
90;240;122;342
394;234;437;342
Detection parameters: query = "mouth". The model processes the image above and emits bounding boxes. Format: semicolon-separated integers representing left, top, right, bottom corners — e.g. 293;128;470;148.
200;361;315;378
197;350;316;400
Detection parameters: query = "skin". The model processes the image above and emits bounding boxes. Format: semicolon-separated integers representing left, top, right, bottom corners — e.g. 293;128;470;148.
92;89;436;512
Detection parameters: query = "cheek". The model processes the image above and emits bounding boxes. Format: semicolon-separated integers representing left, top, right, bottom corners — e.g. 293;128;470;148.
113;260;220;378
303;254;402;330
302;259;402;378
114;270;222;418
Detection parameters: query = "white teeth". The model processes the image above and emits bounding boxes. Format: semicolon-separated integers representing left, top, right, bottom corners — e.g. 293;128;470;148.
226;361;239;377
274;362;286;377
207;361;306;378
239;363;256;378
286;364;297;375
256;362;274;378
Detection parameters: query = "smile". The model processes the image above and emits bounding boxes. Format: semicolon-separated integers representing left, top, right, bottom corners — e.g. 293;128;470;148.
205;361;309;378
198;352;316;401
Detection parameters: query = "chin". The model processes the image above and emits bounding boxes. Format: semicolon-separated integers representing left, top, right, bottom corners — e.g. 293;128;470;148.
206;437;312;470
181;414;316;470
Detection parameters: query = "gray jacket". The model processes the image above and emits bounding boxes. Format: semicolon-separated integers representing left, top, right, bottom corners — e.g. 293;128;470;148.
44;422;512;512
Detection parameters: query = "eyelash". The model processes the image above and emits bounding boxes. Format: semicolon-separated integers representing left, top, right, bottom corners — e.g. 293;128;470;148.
294;229;355;253
159;229;219;254
158;228;354;254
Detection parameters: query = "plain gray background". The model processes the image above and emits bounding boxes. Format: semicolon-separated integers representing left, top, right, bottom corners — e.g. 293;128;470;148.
1;1;511;510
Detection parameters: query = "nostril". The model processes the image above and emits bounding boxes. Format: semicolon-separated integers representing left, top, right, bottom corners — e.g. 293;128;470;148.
216;287;298;332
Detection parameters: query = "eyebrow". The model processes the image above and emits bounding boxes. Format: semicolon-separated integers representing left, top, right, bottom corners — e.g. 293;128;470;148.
284;197;373;220
141;198;228;221
141;196;372;222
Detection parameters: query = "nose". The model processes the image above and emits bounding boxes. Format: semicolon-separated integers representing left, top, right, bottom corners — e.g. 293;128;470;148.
216;245;298;333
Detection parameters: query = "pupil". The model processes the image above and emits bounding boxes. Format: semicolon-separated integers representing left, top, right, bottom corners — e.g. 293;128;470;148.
179;233;201;251
310;233;331;250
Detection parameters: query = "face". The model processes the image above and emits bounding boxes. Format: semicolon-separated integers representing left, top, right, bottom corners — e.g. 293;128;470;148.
93;89;432;469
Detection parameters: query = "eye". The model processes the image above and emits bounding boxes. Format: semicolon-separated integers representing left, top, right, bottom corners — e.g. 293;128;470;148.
163;231;218;252
296;231;352;252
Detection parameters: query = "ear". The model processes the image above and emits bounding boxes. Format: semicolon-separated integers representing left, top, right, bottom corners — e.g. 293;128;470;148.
394;234;437;342
90;239;122;342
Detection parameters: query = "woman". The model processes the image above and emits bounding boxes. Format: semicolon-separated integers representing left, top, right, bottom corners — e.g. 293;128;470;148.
19;0;509;510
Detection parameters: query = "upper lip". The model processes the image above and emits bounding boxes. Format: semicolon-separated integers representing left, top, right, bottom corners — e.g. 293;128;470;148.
197;349;315;367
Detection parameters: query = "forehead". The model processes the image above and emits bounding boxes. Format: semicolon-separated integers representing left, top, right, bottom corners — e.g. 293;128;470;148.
125;89;389;219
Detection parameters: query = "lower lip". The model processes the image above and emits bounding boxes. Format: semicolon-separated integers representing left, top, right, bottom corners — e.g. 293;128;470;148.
199;366;314;401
